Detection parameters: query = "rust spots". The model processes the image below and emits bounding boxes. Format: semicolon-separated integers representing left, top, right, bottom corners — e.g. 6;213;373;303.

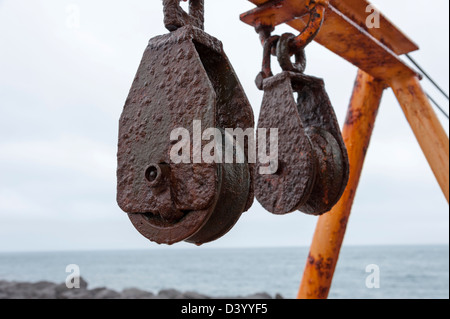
307;253;334;279
339;216;349;233
299;71;386;300
318;286;330;299
117;26;254;245
345;107;363;126
255;71;349;216
308;253;316;265
352;74;363;92
255;72;316;215
407;84;417;98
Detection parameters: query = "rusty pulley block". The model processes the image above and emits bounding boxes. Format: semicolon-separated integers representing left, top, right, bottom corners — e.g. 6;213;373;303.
117;0;254;245
254;1;349;216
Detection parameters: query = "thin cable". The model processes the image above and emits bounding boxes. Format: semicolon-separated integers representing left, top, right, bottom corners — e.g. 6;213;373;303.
406;53;449;100
426;93;449;120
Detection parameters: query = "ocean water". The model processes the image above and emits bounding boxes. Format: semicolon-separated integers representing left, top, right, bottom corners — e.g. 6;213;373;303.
0;245;448;299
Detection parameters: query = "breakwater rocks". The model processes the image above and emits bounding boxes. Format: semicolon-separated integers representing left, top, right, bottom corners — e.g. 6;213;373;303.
0;278;284;299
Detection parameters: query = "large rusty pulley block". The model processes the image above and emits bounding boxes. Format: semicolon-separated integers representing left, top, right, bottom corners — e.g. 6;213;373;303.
254;11;349;216
117;0;254;245
256;70;349;215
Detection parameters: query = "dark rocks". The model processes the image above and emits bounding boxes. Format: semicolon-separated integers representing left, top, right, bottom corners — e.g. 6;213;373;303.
239;292;273;300
0;278;284;299
217;292;274;299
182;291;211;299
122;288;156;299
275;293;284;300
0;280;58;299
88;288;122;300
158;288;184;299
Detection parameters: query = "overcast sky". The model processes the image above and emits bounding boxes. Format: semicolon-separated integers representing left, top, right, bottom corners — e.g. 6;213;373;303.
0;0;448;252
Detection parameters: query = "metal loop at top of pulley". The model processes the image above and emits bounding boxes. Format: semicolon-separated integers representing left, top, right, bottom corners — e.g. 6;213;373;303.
255;35;279;90
277;33;307;74
255;34;307;90
255;0;327;87
163;0;204;31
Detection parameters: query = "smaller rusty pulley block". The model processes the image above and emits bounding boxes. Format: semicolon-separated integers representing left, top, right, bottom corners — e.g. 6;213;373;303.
254;2;349;216
117;0;254;245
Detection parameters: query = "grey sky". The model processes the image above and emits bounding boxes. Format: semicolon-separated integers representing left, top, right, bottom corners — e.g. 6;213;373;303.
0;0;448;252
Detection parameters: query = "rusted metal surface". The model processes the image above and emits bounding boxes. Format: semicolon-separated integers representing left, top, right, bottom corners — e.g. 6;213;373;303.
327;0;418;55
256;72;317;215
255;71;349;215
390;76;450;203
254;28;349;215
255;35;279;89
117;3;254;245
163;0;204;31
245;0;418;55
276;33;306;74
296;74;349;215
298;70;385;299
240;0;419;82
241;0;447;300
242;0;311;27
291;0;326;51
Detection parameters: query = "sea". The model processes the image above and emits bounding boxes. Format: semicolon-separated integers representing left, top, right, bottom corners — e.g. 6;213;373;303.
0;245;448;299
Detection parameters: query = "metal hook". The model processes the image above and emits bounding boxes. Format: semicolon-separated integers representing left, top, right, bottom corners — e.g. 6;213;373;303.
163;0;204;31
254;0;326;82
291;0;327;51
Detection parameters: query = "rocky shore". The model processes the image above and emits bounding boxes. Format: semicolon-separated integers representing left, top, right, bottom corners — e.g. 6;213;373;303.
0;278;283;299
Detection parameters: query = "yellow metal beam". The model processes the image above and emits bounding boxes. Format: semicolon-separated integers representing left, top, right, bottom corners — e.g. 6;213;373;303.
241;0;418;82
327;0;418;55
391;75;450;203
241;0;449;301
298;70;386;299
244;0;419;55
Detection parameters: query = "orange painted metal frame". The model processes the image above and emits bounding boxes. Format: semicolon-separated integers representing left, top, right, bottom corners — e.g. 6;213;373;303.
241;0;449;299
298;70;385;298
241;0;418;81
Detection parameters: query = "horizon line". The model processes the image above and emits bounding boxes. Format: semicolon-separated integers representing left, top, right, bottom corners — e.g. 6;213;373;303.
0;243;449;254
